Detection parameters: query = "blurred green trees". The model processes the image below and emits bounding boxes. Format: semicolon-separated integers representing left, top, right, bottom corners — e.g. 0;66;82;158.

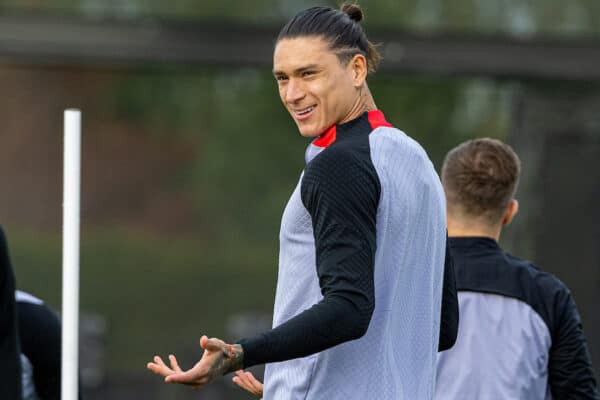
1;0;599;37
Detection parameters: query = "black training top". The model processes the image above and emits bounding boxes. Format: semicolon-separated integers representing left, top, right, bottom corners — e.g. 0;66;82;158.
17;291;63;400
436;237;599;399
0;225;22;399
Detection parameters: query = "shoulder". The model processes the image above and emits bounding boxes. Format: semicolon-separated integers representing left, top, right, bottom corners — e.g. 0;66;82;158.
370;126;428;157
303;143;379;188
17;292;59;332
456;247;571;333
17;293;61;353
16;290;44;306
301;145;381;212
368;126;437;180
307;144;361;171
502;253;573;332
505;253;570;298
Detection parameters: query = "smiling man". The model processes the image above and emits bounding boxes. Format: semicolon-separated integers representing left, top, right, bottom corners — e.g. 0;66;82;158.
148;4;457;399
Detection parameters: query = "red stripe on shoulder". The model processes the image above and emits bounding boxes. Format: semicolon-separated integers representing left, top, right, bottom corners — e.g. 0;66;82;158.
368;110;393;130
313;125;337;148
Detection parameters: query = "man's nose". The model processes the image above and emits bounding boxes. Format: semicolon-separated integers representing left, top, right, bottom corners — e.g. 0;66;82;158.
285;79;305;104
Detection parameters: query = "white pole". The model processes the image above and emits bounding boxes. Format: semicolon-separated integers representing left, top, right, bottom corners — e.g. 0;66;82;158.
62;109;81;400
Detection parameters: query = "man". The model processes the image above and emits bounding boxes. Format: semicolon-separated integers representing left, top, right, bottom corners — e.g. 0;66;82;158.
148;4;457;399
0;225;22;399
436;138;599;399
231;236;458;399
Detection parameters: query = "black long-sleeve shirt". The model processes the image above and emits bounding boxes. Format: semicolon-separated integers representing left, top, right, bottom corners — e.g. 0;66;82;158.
436;237;599;399
17;291;63;400
0;225;22;399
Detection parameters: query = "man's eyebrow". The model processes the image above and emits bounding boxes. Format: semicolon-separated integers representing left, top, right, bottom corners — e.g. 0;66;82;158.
272;64;321;76
293;64;320;74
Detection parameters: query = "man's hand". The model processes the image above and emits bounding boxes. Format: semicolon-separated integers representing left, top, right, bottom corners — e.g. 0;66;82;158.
147;335;244;389
232;370;264;398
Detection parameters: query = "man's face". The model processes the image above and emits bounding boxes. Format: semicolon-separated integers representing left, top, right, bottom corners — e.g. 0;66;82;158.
273;36;359;137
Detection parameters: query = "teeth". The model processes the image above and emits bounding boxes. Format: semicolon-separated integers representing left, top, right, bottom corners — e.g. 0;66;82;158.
296;106;314;115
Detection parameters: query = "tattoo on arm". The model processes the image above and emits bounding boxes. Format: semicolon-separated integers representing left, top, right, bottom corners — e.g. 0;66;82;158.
228;344;244;372
208;344;245;378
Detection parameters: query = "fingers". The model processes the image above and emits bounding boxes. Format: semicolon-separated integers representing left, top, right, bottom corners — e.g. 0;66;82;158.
168;354;183;373
244;371;264;394
149;335;224;390
165;368;205;385
232;376;249;391
233;375;253;393
233;370;250;389
233;370;263;396
148;352;209;389
201;336;225;351
147;355;175;377
154;355;169;369
199;335;208;348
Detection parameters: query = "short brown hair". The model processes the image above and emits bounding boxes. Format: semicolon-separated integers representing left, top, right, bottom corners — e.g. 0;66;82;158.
442;138;521;223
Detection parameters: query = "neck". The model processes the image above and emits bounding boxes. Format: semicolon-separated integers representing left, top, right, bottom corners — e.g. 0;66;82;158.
339;84;377;124
447;217;502;241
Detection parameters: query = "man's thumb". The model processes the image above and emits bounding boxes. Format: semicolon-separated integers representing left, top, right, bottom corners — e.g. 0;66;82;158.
200;336;222;351
199;335;209;349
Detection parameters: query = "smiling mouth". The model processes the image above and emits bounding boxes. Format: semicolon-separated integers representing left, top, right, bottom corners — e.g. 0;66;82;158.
293;105;316;120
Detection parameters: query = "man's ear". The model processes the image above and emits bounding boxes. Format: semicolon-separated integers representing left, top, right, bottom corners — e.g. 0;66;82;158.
350;54;368;87
502;199;519;226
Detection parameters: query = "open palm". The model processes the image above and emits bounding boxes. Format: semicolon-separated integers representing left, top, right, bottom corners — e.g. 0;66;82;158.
147;335;231;389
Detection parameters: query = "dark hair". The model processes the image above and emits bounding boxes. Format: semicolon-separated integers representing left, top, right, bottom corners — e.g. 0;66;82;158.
277;3;381;74
441;138;521;223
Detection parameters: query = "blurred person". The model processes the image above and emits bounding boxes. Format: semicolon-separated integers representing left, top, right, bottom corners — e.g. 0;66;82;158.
1;224;79;400
16;290;63;400
436;138;600;399
0;225;22;399
148;4;458;399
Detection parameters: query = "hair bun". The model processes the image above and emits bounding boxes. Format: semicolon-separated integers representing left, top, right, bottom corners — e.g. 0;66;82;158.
341;3;363;23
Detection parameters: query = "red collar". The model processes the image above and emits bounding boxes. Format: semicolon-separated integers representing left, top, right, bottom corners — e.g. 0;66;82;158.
313;110;392;148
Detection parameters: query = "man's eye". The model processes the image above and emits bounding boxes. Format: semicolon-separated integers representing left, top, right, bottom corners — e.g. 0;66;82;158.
302;71;315;77
276;75;288;82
